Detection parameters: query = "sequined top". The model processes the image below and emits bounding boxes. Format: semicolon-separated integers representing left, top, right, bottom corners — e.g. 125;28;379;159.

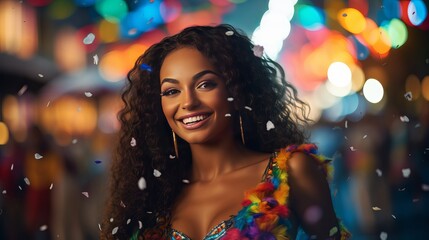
133;144;351;240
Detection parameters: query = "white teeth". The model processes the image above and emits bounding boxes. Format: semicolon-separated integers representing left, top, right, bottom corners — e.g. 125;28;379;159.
182;115;207;124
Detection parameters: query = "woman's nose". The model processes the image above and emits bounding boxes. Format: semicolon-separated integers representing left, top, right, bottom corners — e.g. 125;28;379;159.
181;90;200;110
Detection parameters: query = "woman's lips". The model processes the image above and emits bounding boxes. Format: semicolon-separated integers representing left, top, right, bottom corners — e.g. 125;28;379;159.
179;114;211;130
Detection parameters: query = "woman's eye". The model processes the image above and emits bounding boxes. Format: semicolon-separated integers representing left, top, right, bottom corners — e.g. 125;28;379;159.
198;81;217;89
160;89;179;96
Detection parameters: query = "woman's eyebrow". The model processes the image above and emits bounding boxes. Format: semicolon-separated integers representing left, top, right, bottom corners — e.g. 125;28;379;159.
160;70;220;86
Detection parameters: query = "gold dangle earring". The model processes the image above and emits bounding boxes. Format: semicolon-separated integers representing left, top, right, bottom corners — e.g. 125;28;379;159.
239;115;245;145
172;130;179;159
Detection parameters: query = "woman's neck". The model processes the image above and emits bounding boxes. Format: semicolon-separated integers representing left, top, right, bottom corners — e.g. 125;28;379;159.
188;138;261;182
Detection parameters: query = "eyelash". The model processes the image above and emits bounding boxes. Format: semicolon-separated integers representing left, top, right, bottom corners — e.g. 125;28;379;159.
160;81;217;96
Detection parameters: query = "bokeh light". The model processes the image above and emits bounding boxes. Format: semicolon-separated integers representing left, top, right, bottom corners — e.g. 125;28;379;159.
349;0;368;16
160;0;182;23
0;122;9;145
408;0;428;26
48;0;75;20
296;5;324;31
422;75;429;101
338;8;366;34
363;78;384;103
95;0;128;23
98;19;120;43
328;62;352;87
405;74;421;100
384;18;408;48
382;0;402;20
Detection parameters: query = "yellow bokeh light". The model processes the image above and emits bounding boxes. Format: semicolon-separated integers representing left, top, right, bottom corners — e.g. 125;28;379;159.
338;8;366;34
405;75;421;100
0;122;9;145
359;18;378;45
421;75;429;101
99;50;128;82
98;19;119;43
350;64;365;92
371;27;391;55
125;44;148;71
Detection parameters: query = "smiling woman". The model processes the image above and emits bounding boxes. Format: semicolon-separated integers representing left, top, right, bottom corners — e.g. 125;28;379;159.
101;24;351;240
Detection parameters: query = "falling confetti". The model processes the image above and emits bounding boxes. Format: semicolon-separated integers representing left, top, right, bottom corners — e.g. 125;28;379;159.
95;160;102;164
147;17;153;24
127;219;131;224
402;168;411;178
182;179;190;184
82;192;89;198
84;92;93;97
225;30;234;36
146;211;153;214
140;63;152;72
344;136;348;140
35;153;43;159
93;54;99;65
10;164;13;171
345;120;348;128
2;190;6;194
18;85;28;96
49;183;53;190
153;169;161;177
413;198;419;202
391;214;396;219
138;221;143;229
350;146;357;151
404;91;412;101
138;177;147;190
72;139;78;144
98;224;102;231
399;116;409;122
225;113;231;117
227;97;234;102
169;155;176;159
329;226;338;236
83;33;95;45
38;74;44;78
40;225;48;231
244;106;252;111
266;121;275;131
46;101;51;107
372;206;382;211
415;123;421;128
363;135;368;139
24;177;30;186
380;232;388;240
398;188;406;191
112;226;118;235
120;201;126;208
130;137;136;147
252;45;264;58
422;184;429;191
110;218;114;222
18;186;22;190
376;169;382;177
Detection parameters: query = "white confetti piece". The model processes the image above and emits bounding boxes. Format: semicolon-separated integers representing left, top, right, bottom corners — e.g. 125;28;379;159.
376;169;382;177
415;123;421;128
329;226;338;236
252;45;264;58
110;218;114;222
225;113;231;117
138;177;146;190
18;85;28;96
138;221;142;229
399;116;409;122
127;219;131;224
153;169;161;177
380;231;388;240
372;206;382;211
227;97;234;102
35;153;43;159
422;184;429;191
404;91;412;101
146;211;152;214
344;136;348;140
345;121;348;128
398;188;406;191
24;177;30;186
112;226;118;235
2;190;6;194
38;73;44;78
402;168;411;178
244;106;252;111
128;28;137;35
40;225;48;231
82;192;89;198
266;121;275;131
49;183;53;190
72;139;78;144
84;92;93;97
391;214;396;219
413;198;419;202
363;135;367;139
120;201;126;208
350;146;357;151
18;186;22;190
10;164;13;171
169;154;176;159
93;54;99;65
83;33;95;45
182;179;190;184
98;223;102;231
130;137;136;147
225;30;234;36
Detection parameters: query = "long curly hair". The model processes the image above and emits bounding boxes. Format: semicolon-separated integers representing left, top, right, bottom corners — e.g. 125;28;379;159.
101;24;311;239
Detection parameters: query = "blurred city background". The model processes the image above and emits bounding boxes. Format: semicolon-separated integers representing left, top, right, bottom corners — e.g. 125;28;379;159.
0;0;428;239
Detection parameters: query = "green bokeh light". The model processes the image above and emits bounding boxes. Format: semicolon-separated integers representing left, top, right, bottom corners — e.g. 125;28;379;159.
95;0;128;23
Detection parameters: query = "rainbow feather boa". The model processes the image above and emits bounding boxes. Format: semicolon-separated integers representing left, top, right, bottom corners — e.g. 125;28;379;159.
222;144;350;240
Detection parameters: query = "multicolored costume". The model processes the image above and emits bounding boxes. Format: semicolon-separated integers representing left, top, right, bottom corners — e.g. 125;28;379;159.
134;144;351;240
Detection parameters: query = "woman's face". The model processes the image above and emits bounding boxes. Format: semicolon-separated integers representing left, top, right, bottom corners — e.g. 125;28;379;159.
160;47;234;145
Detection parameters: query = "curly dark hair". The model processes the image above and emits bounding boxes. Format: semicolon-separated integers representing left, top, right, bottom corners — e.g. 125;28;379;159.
101;24;311;239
